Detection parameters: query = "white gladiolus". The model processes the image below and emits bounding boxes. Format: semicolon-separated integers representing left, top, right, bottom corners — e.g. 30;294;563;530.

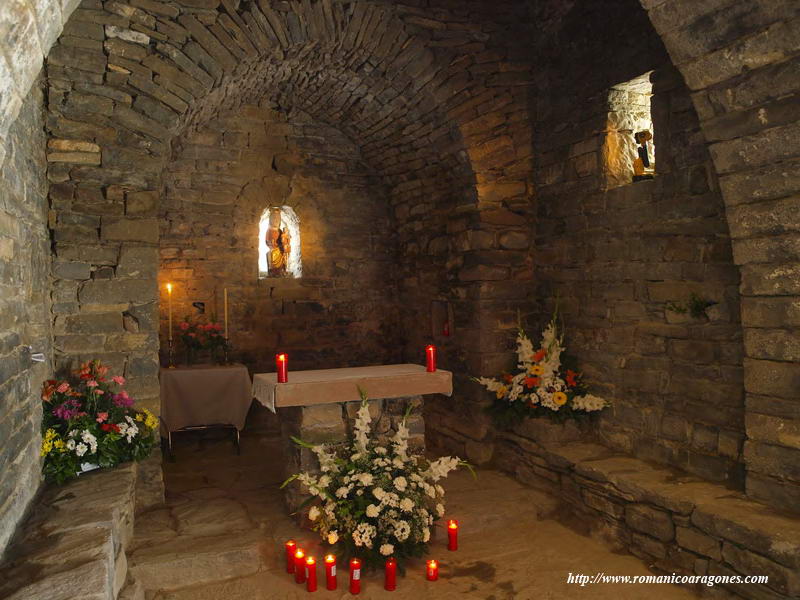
422;528;430;543
75;442;87;457
327;531;338;544
309;506;320;521
335;487;349;498
435;503;445;517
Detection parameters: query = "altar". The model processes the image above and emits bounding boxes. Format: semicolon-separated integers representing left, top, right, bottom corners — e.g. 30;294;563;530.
252;364;452;511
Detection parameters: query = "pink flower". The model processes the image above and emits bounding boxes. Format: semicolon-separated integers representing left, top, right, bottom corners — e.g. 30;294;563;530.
95;389;104;395
56;382;70;393
112;375;125;385
213;323;223;331
179;322;190;330
96;412;108;423
86;380;99;388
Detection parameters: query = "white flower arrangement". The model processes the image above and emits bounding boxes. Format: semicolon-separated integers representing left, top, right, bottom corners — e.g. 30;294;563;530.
283;387;470;568
475;313;608;425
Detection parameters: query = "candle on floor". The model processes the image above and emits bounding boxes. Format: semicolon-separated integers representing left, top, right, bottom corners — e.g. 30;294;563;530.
276;352;288;383
223;287;229;339
294;549;306;584
425;344;437;372
426;559;439;581
306;556;317;592
384;557;397;591
324;554;337;590
349;558;361;595
447;520;459;551
166;283;173;341
285;540;297;573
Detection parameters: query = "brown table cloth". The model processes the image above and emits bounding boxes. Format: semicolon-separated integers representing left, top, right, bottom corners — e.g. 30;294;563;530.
160;364;252;433
252;363;453;412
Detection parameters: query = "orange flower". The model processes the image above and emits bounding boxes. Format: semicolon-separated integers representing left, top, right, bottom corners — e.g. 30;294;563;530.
553;392;567;406
524;376;540;389
533;349;546;362
566;370;579;387
502;373;513;383
529;365;544;376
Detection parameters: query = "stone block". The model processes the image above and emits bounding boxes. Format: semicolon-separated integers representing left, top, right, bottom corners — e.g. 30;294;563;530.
625;504;674;542
746;414;800;450
298;404;346;444
744;441;800;482
676;526;721;560
117;246;158;278
722;542;800;597
79;279;157;304
744;358;800;399
53;261;91;280
101;217;159;243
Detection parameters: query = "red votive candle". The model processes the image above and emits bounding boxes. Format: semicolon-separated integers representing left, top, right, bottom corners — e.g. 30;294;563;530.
426;559;439;581
306;556;317;592
447;520;459;551
294;549;306;584
276;353;288;383
425;344;437;372
384;557;397;591
325;554;337;590
285;540;297;573
349;558;361;595
443;320;450;336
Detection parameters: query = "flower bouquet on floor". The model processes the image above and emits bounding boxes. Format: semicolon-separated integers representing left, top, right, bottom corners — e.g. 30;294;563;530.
177;317;228;364
40;360;158;484
283;388;472;571
475;312;608;428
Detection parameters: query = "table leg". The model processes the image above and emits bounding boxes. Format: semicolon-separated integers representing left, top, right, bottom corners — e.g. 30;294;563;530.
234;428;241;455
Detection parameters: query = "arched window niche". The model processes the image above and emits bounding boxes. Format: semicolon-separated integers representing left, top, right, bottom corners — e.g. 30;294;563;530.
258;206;302;279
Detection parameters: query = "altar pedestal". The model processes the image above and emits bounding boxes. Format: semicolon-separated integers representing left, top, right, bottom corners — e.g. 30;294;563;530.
251;364;452;514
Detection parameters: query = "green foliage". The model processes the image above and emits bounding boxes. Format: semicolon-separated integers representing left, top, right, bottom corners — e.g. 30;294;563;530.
665;293;716;319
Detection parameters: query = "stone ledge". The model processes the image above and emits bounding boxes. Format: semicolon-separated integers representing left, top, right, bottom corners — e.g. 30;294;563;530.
497;427;800;599
0;454;164;600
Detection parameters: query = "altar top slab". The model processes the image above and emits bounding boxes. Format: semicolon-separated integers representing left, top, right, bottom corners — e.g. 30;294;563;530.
252;363;452;412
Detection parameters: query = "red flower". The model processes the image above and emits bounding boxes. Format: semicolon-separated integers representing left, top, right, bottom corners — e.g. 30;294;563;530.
502;373;513;383
179;322;190;330
101;423;121;433
524;376;540;389
533;349;546;362
566;370;579;387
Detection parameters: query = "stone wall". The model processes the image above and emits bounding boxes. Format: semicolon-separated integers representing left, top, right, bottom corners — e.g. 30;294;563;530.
0;79;51;557
160;103;402;373
531;0;745;486
496;423;800;600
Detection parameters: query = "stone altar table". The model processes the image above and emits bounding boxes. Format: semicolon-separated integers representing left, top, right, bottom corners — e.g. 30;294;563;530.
252;364;452;511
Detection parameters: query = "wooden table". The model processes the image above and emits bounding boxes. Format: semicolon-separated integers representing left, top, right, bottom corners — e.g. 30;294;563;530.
160;363;253;455
251;363;453;412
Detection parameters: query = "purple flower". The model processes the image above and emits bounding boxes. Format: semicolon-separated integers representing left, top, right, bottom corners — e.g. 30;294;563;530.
113;392;134;408
53;399;82;420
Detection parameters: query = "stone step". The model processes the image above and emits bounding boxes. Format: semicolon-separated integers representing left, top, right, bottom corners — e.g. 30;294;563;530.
128;532;268;592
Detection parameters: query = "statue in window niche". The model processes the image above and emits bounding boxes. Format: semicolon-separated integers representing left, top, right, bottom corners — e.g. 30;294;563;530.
265;208;292;276
632;130;655;181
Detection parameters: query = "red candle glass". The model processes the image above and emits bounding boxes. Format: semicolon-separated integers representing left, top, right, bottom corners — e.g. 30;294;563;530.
276;353;288;383
306;556;317;592
447;520;459;551
285;540;297;573
443;320;450;336
425;345;437;372
384;557;397;591
324;554;337;591
426;559;439;581
294;549;306;584
349;558;361;595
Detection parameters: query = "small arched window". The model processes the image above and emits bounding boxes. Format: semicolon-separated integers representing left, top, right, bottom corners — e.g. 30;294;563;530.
258;206;302;279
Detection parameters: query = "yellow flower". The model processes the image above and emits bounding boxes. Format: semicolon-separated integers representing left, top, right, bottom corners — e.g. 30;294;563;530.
145;416;158;430
529;365;544;376
496;386;508;399
54;439;66;452
40;441;53;457
135;414;144;422
553;392;567;406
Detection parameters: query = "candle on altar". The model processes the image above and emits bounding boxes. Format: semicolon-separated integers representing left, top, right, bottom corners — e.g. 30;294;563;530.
425;344;437;372
294;549;306;584
384;557;397;591
306;556;317;592
166;283;173;341
285;540;297;573
324;554;337;590
349;558;361;595
276;353;288;383
447;520;459;551
223;287;229;339
426;559;439;581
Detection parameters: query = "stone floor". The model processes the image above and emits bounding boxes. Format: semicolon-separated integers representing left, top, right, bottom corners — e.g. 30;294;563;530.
128;416;698;599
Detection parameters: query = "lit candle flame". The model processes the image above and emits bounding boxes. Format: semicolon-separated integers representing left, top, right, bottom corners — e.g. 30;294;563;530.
306;556;316;565
295;550;305;559
325;555;335;563
166;283;172;294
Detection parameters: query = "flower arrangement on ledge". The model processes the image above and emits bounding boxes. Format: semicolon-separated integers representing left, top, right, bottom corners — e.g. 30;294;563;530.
283;388;471;570
178;318;228;364
475;313;608;427
41;360;158;484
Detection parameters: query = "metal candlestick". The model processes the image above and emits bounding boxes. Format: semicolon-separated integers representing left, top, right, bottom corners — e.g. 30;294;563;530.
168;338;175;368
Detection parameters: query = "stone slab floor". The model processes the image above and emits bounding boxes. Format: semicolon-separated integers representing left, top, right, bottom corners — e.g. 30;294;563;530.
128;412;697;600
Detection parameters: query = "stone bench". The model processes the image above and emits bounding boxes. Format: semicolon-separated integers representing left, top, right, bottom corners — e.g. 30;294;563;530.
0;455;163;600
495;421;800;599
